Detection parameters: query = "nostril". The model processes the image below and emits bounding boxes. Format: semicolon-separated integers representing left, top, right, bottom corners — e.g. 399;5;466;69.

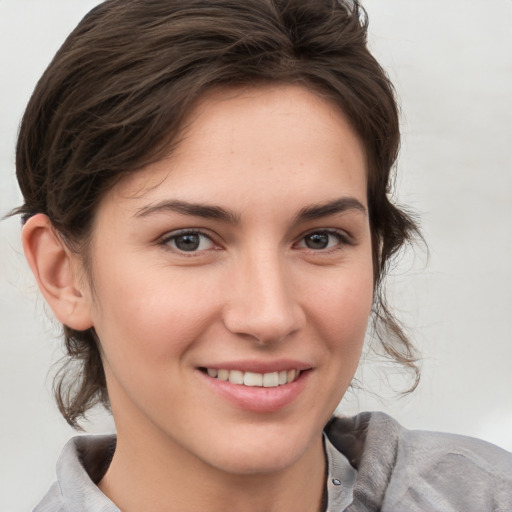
222;302;304;344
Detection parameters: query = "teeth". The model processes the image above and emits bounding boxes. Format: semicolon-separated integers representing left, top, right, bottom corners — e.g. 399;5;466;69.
218;369;229;381
228;370;244;385
244;372;263;387
205;368;301;387
263;372;279;387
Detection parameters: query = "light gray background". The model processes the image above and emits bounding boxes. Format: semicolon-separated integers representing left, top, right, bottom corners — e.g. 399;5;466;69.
1;1;511;510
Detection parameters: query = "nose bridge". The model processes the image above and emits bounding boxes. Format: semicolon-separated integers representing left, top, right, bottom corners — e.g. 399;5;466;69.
223;243;303;344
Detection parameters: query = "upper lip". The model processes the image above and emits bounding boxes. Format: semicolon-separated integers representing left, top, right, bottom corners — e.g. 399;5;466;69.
198;359;312;374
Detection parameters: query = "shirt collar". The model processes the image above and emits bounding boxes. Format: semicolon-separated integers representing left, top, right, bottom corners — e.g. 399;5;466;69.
323;432;357;511
56;433;356;512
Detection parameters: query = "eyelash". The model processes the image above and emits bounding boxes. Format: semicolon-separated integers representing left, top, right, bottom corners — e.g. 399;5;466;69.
295;229;352;252
158;228;352;255
158;229;217;255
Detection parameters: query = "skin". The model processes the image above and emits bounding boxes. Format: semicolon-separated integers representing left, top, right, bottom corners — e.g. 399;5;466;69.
24;84;374;512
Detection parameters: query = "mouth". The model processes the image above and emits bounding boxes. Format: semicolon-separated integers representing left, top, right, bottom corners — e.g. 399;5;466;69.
198;363;311;412
199;368;301;388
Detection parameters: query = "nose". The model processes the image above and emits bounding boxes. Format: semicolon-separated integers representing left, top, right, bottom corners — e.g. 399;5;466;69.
222;249;305;345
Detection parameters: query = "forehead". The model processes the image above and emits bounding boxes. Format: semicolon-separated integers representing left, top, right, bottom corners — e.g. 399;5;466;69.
99;84;368;217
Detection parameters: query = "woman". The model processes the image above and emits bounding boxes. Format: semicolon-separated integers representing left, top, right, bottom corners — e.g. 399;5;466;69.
10;0;511;511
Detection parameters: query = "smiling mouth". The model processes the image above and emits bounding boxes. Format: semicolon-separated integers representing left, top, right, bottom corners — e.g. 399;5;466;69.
200;368;301;388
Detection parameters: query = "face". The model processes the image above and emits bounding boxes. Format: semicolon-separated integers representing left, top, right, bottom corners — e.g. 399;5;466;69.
83;84;374;476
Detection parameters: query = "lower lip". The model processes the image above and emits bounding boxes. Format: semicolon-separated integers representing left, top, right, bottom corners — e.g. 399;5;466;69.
198;370;310;413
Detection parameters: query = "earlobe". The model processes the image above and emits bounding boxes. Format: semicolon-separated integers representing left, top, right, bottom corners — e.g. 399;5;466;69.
21;214;94;331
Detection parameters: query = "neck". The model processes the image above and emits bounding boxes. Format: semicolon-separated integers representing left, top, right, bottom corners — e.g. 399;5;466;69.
99;425;326;512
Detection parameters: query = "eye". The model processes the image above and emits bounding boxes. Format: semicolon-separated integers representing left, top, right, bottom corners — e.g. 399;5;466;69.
160;230;216;253
297;230;348;250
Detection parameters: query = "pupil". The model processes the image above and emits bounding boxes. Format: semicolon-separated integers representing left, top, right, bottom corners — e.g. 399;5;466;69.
306;233;329;249
176;234;200;251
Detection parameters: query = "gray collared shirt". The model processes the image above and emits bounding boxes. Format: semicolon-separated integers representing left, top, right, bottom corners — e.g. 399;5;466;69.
33;434;356;512
33;412;512;512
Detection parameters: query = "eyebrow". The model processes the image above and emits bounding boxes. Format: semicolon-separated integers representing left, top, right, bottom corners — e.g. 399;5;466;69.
135;200;241;224
135;196;366;224
295;197;367;222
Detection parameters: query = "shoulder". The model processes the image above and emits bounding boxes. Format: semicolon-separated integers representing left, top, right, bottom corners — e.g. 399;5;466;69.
326;412;512;512
385;414;512;512
33;435;118;512
33;482;66;512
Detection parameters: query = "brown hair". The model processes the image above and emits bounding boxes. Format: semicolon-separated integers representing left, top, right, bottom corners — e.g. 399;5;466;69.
14;0;420;428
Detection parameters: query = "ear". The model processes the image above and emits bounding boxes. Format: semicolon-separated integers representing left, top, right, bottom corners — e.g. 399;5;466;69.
21;214;94;331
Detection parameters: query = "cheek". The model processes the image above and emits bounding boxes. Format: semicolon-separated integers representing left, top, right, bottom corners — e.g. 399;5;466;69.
89;262;221;363
311;263;374;353
299;260;374;418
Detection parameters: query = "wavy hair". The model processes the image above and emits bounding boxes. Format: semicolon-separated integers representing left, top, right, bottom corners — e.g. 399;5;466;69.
13;0;420;428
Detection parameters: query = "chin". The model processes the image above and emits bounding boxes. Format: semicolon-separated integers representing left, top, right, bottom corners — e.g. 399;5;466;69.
207;444;304;476
195;420;323;476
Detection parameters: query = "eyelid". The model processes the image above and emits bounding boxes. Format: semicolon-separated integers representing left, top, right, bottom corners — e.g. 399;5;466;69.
294;228;353;250
156;227;353;255
157;228;220;253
